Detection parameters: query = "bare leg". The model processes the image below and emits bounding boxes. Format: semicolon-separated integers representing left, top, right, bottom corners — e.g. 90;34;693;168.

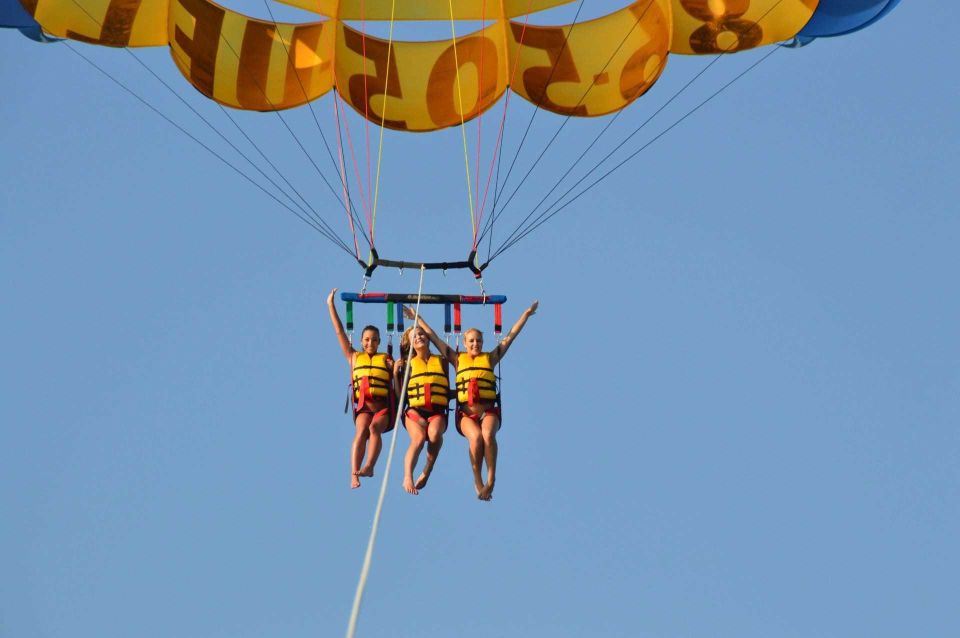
478;414;501;501
403;416;427;495
415;417;446;490
359;412;389;477
351;413;373;489
459;416;485;498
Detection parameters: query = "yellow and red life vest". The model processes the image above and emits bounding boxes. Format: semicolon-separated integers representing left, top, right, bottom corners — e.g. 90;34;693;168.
456;352;498;406
407;355;449;409
353;352;391;408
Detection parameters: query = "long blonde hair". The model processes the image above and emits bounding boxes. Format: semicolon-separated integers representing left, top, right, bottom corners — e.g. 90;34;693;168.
399;327;414;359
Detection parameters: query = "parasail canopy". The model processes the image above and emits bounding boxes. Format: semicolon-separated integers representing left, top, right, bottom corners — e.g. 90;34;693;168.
10;0;900;132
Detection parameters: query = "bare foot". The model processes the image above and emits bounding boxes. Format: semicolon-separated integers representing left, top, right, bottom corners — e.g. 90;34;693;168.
474;479;484;498
478;483;494;501
414;468;432;490
403;477;419;495
358;466;374;477
351;474;361;489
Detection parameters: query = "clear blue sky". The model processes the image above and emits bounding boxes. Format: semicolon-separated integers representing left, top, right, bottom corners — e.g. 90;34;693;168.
2;2;958;637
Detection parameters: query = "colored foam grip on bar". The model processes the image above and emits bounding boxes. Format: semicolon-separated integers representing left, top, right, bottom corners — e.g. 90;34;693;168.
346;301;354;332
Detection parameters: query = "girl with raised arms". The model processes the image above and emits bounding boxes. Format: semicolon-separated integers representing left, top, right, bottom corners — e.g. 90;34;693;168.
394;325;451;495
327;288;394;489
403;301;538;500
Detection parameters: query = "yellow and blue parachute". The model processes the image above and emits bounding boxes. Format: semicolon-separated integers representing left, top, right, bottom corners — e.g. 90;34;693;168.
3;0;901;131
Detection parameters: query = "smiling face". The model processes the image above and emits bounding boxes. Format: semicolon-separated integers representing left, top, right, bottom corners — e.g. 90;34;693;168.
463;329;484;356
411;327;430;355
360;327;381;355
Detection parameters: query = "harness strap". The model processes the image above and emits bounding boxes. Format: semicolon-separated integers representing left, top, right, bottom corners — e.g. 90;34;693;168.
356;376;370;411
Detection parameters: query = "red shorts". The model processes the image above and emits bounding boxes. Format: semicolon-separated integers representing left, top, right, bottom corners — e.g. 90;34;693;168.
404;406;448;433
455;406;501;436
354;406;395;433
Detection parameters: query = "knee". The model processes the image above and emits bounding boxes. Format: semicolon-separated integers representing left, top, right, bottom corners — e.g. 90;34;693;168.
482;431;497;446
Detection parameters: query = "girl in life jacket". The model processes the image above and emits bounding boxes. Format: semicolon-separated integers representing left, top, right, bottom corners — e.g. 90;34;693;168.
327;289;395;490
403;301;538;501
394;326;451;495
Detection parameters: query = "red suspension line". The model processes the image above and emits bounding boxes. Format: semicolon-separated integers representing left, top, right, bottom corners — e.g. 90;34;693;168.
332;78;362;260
361;0;373;238
473;0;488;240
337;90;374;237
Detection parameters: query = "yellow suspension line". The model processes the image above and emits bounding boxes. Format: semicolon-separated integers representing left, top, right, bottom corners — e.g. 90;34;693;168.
369;0;398;262
447;0;478;253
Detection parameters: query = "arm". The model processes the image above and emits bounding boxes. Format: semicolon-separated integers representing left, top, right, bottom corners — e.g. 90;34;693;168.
393;358;406;397
403;306;458;363
326;288;354;362
490;300;538;366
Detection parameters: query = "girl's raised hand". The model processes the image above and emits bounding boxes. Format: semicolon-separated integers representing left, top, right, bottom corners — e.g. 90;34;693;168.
327;288;338;306
403;306;417;320
527;300;539;316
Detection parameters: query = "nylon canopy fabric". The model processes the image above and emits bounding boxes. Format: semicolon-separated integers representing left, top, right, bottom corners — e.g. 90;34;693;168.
168;0;334;111
798;0;901;39
508;0;671;118
9;0;900;130
22;0;168;46
0;0;54;41
669;0;818;55
274;0;577;20
2;0;37;27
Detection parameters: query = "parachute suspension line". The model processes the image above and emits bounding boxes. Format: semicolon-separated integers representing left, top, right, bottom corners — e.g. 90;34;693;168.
345;266;428;638
155;48;338;238
126;42;357;252
215;101;355;242
361;0;374;238
487;0;586;227
63;0;359;255
477;0;656;247
260;0;361;206
333;87;374;231
62;42;354;255
481;0;535;259
132;42;350;244
473;0;488;236
446;0;479;252
201;15;369;243
370;0;399;250
492;47;783;260
490;0;791;259
332;89;362;259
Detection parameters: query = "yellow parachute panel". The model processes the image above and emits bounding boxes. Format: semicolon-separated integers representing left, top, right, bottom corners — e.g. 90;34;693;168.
670;0;819;54
507;0;672;117
274;0;576;21
20;0;168;46
168;0;335;111
20;0;823;123
334;21;508;132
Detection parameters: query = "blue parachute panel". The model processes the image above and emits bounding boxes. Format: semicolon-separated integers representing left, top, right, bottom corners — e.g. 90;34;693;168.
0;0;57;41
1;0;36;28
799;0;902;39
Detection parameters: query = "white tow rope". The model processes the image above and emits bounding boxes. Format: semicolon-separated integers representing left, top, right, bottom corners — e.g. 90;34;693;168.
345;266;427;638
